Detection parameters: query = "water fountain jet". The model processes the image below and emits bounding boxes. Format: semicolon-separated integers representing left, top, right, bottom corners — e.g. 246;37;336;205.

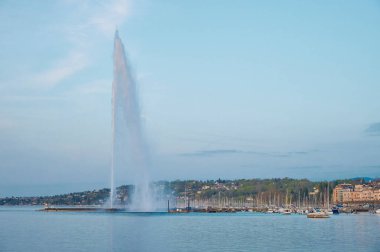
110;30;155;211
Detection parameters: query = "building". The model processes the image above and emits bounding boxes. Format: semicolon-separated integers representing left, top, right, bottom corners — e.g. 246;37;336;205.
333;183;380;204
333;184;353;203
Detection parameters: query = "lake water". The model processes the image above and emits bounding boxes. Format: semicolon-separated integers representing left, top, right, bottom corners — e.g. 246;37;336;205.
0;207;379;252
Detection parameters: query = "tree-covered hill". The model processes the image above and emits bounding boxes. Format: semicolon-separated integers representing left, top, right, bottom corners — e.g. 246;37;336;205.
0;177;376;206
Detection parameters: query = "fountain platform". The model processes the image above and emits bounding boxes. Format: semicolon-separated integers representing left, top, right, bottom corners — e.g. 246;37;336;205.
39;207;126;212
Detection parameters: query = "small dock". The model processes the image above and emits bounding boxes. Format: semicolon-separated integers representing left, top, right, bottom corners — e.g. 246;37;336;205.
40;207;125;212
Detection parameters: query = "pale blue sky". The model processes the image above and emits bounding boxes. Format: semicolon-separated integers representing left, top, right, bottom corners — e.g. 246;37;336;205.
0;0;379;196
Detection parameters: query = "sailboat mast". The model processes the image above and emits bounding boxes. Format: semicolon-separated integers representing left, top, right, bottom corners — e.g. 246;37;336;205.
327;182;330;209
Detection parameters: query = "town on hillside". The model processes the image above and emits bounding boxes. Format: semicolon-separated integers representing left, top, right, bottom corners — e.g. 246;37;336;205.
2;178;379;213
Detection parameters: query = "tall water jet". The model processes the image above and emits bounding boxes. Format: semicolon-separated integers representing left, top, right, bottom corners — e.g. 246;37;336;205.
111;30;154;211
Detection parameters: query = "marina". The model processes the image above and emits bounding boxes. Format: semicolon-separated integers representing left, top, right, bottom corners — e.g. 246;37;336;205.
38;203;380;218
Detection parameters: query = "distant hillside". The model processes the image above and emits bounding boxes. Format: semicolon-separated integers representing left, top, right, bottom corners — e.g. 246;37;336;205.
0;177;376;206
350;177;375;183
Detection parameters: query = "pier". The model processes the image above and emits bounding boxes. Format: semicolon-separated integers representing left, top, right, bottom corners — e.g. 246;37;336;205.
40;207;126;212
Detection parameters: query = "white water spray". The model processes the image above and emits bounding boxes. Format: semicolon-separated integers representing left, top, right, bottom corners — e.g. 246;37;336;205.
110;31;154;211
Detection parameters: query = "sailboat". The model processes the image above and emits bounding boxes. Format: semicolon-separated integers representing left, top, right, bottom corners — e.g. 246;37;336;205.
282;208;292;215
282;189;292;215
307;210;330;218
307;183;330;218
326;182;333;215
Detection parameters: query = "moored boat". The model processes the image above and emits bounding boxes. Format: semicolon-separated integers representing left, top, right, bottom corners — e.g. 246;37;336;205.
282;209;292;215
332;207;339;215
307;211;330;218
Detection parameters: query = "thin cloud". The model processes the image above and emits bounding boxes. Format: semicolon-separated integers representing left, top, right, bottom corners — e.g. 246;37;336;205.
287;165;321;170
33;52;88;88
365;122;380;136
180;149;317;158
1;95;66;102
32;0;131;89
181;149;241;157
89;0;130;36
67;79;111;95
63;0;131;41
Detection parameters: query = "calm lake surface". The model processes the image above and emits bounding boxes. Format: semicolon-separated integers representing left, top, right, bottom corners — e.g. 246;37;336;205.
0;207;379;252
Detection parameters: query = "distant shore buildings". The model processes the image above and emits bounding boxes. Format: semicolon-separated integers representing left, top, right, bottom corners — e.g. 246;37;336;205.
333;182;380;204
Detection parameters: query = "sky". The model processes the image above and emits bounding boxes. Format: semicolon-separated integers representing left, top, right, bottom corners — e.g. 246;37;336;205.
0;0;379;196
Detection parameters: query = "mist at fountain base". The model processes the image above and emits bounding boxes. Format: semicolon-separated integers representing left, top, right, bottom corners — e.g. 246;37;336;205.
104;183;166;212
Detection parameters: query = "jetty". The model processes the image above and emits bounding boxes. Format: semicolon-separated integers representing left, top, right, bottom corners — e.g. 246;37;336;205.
40;207;125;212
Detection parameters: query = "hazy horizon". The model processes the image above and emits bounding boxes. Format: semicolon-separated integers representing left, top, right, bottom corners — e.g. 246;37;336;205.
1;0;379;197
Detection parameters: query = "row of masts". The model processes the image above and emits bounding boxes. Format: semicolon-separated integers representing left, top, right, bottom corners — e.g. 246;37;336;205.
174;186;331;209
